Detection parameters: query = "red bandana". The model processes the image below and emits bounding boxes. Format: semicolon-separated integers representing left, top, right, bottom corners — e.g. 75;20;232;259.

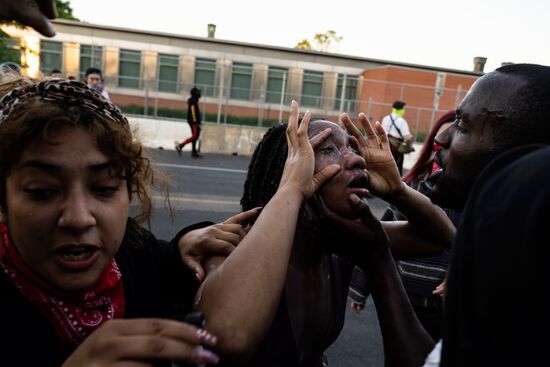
0;224;125;346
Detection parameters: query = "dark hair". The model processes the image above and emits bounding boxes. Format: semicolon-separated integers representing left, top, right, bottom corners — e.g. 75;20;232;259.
51;69;62;74
85;67;103;79
392;100;406;109
241;124;288;212
492;63;550;146
402;110;456;184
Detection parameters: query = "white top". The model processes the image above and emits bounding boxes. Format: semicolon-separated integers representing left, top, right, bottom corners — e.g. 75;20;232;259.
381;113;411;138
101;89;110;101
423;339;442;367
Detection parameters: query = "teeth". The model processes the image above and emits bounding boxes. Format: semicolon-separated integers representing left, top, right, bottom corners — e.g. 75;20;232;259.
59;248;94;261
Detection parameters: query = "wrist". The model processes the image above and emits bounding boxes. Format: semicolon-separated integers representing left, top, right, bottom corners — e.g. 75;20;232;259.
384;183;410;204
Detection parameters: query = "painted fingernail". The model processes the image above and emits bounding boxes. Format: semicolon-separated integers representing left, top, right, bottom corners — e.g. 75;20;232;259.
197;329;217;344
198;346;220;364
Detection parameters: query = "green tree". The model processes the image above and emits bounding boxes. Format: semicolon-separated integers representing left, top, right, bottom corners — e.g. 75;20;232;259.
294;30;343;53
1;1;78;64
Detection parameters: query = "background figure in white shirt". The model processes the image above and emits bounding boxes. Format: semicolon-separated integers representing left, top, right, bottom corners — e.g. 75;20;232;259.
85;67;110;100
381;100;413;174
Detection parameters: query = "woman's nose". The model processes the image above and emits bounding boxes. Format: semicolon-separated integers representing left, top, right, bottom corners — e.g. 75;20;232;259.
57;191;96;231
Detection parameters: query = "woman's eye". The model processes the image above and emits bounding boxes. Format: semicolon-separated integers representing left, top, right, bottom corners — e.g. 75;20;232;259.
320;146;337;154
24;188;58;201
93;186;119;197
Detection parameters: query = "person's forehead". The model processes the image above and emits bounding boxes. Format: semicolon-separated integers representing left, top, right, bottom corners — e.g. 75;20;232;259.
460;72;526;113
308;120;345;136
87;73;101;79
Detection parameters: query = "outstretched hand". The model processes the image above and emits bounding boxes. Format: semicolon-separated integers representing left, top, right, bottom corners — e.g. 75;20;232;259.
278;100;340;199
312;193;389;262
0;0;57;37
62;319;219;366
178;207;261;282
340;113;405;199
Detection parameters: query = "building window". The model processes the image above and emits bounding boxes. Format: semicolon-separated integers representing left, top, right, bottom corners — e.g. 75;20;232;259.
194;58;216;97
335;74;358;111
301;70;323;108
118;49;141;89
266;67;288;103
40;40;63;75
157;54;179;93
230;63;252;100
2;37;21;65
79;45;103;81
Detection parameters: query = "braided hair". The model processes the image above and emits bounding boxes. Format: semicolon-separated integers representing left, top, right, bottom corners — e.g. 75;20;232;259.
241;124;288;211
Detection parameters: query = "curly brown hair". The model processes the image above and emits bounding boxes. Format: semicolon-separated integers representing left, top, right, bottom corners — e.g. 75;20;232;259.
0;77;161;224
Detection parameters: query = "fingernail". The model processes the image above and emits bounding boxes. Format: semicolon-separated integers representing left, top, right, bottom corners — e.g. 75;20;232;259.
349;193;360;204
195;272;202;282
197;329;218;344
198;346;220;364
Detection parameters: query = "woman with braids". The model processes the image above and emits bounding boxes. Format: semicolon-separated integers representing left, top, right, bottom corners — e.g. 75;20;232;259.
0;76;269;366
194;110;455;366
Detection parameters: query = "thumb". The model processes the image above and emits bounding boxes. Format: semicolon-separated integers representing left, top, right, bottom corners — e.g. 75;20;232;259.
348;194;378;227
311;164;340;192
182;256;204;283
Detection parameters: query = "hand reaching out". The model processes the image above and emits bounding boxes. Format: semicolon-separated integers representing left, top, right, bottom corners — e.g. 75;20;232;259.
178;207;262;282
0;0;57;37
340;113;406;199
62;319;219;366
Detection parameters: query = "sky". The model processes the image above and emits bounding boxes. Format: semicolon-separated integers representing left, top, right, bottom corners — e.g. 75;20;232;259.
69;0;549;73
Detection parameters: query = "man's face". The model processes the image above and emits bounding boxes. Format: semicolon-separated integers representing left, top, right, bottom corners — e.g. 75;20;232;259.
425;72;526;211
86;73;102;90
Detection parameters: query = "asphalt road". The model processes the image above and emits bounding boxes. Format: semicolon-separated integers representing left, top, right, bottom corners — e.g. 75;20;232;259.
142;147;386;367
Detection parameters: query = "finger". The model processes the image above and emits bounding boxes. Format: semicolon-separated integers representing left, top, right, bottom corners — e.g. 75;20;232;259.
111;335;219;365
223;207;262;225
286;100;299;147
309;128;332;150
297;109;311;141
348;194;378;227
374;121;389;147
358;113;378;143
181;256;204;282
36;0;57;19
111;319;204;343
219;223;247;240
202;239;236;256
12;5;56;37
340;113;367;147
311;164;341;193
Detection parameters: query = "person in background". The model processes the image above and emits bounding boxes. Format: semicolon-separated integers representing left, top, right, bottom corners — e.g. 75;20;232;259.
382;100;414;175
349;110;459;341
50;68;63;79
176;87;203;158
85;67;110;100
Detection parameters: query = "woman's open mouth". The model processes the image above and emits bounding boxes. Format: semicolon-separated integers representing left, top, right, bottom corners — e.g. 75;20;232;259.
348;174;370;198
52;245;100;271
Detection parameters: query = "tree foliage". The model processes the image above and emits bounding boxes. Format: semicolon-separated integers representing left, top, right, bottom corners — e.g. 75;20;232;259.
1;1;78;64
294;30;343;53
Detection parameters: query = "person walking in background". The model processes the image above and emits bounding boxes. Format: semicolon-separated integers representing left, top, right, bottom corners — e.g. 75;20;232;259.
382;100;413;175
85;67;110;100
176;87;203;158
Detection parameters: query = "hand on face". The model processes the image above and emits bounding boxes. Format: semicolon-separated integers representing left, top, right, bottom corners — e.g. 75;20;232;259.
278;101;340;199
311;193;389;262
178;207;261;282
0;0;57;37
62;318;219;366
340;113;406;199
